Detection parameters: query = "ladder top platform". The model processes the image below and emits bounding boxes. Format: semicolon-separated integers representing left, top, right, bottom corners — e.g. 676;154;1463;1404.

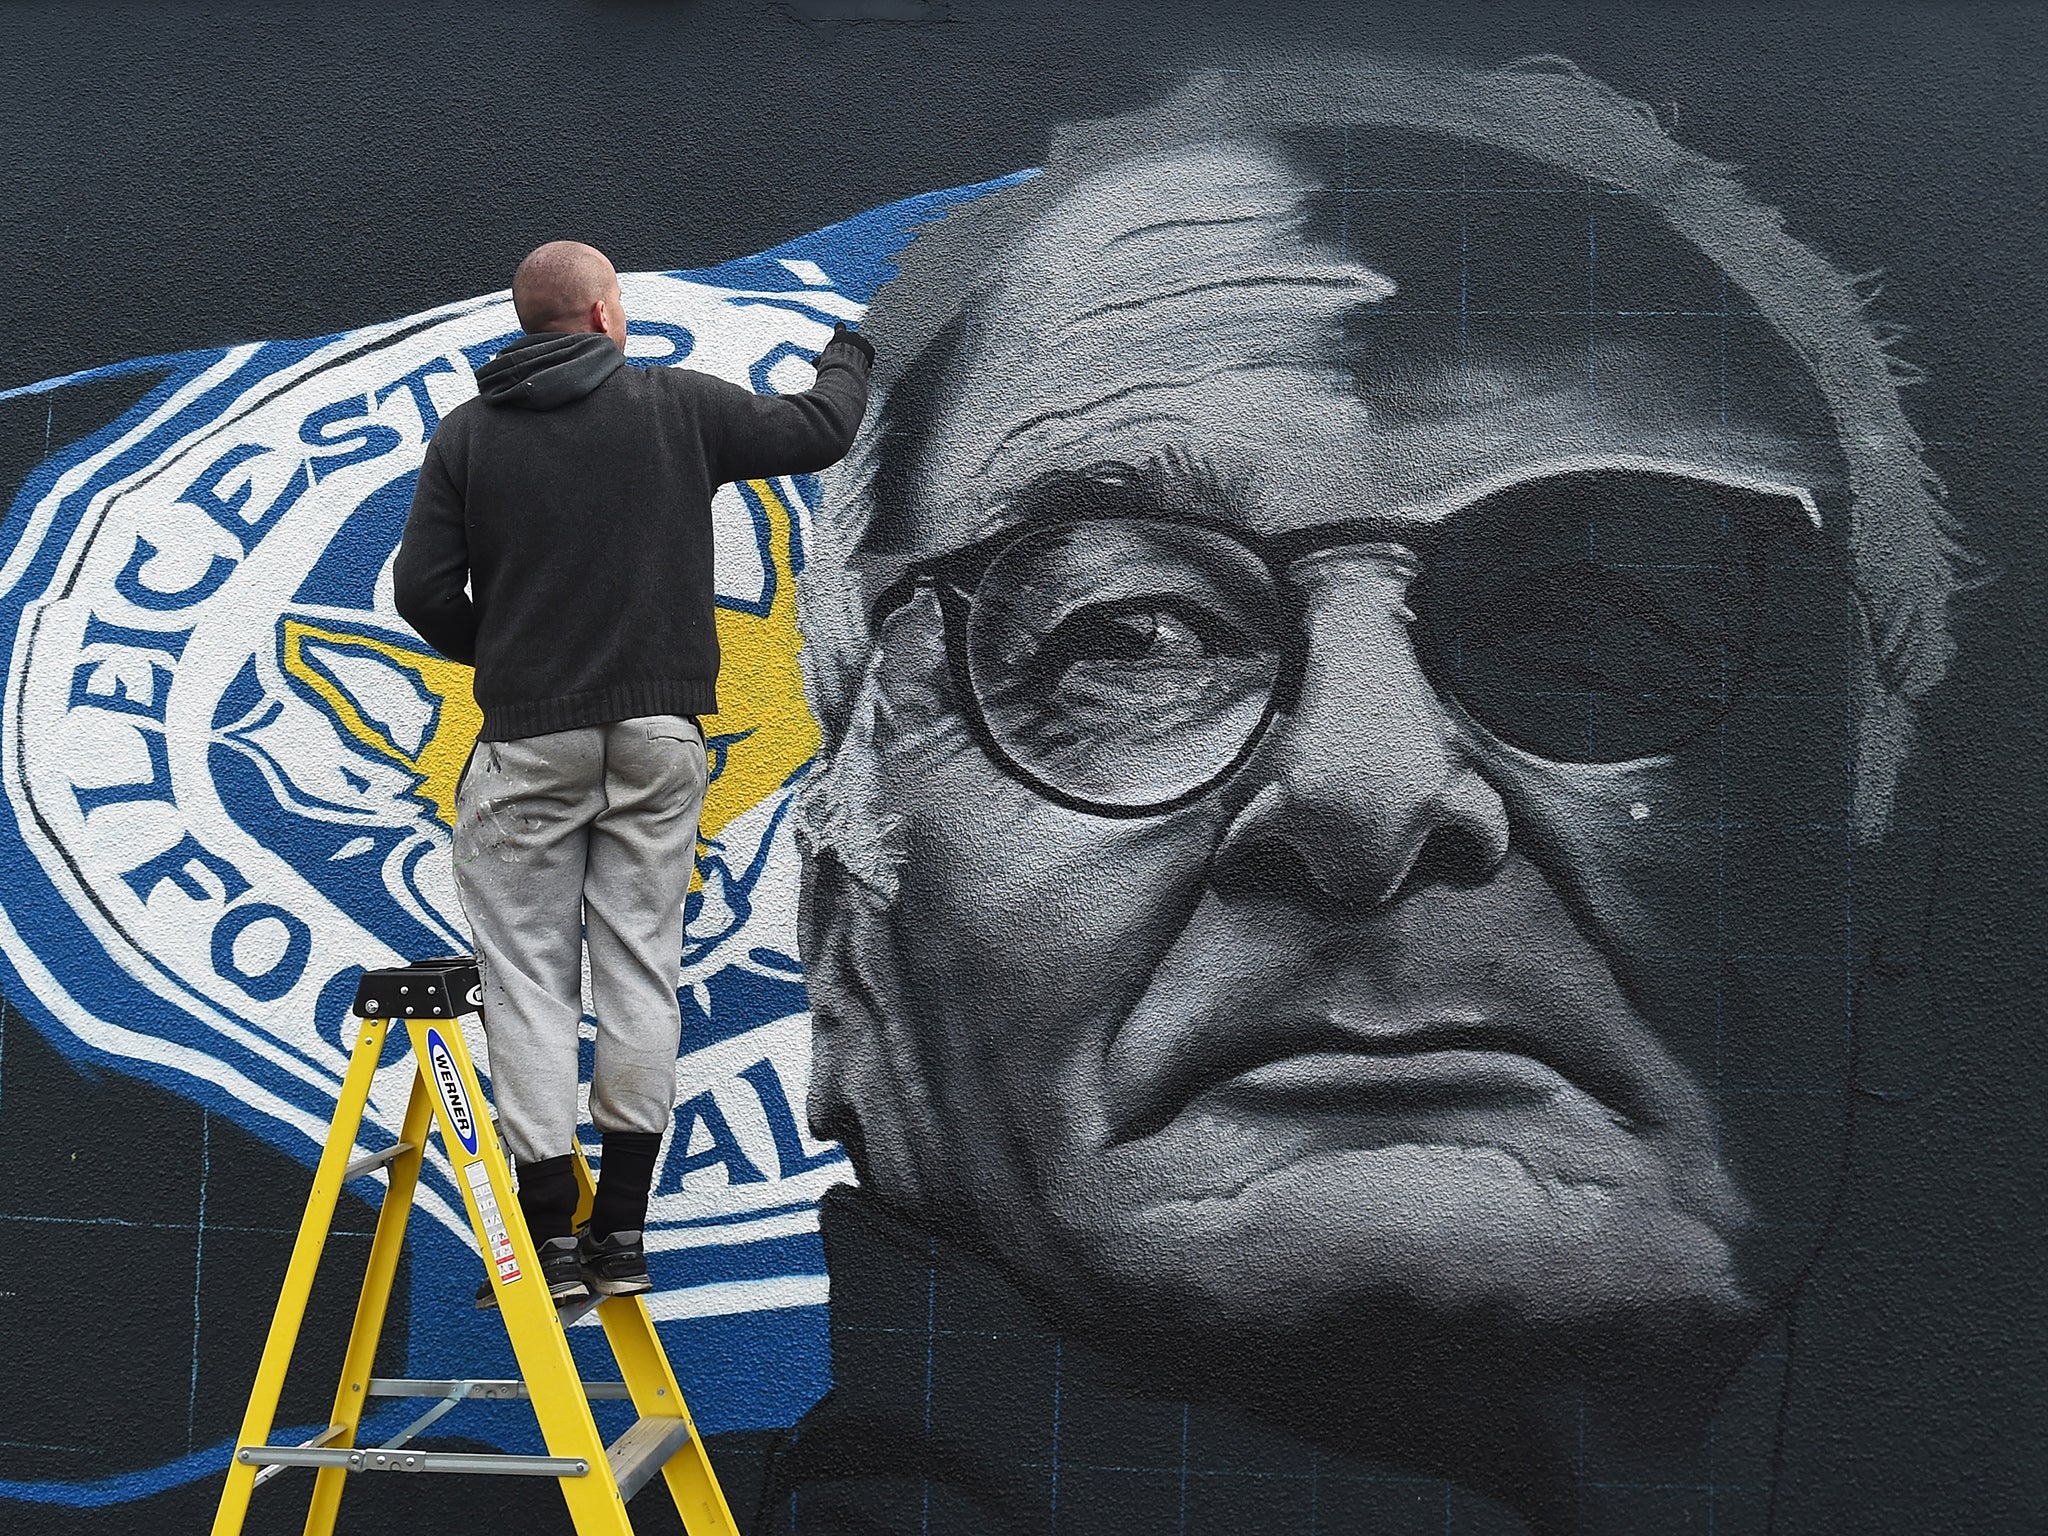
352;957;481;1019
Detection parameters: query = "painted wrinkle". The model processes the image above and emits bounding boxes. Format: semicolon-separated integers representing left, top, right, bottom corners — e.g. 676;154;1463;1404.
932;138;1394;505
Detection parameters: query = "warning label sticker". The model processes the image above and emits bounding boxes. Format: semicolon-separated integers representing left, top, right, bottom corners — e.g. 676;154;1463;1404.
465;1160;523;1284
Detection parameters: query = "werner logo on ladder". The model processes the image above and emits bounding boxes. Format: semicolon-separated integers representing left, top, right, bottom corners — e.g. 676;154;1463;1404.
211;957;741;1536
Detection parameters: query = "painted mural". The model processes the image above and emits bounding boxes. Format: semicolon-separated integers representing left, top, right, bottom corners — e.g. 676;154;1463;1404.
0;52;1977;1536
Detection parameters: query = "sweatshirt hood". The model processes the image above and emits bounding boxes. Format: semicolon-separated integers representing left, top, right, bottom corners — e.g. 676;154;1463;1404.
475;330;626;410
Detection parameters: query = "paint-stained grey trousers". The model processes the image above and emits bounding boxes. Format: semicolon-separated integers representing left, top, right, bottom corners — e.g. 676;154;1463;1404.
452;715;708;1168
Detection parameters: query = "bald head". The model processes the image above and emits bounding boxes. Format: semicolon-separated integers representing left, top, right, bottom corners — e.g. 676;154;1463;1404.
512;241;626;345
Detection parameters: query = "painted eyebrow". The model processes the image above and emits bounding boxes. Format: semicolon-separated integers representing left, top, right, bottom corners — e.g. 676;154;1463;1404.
990;448;1246;531
992;452;1820;545
921;459;1822;607
1407;454;1825;534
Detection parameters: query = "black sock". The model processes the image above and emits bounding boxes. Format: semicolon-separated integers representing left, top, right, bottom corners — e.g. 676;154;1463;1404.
515;1152;579;1244
590;1130;664;1240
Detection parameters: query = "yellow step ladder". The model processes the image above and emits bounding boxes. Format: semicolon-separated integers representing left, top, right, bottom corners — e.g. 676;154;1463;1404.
209;957;742;1536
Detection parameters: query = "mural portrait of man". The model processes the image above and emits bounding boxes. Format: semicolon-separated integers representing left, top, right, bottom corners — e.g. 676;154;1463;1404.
772;57;1964;1534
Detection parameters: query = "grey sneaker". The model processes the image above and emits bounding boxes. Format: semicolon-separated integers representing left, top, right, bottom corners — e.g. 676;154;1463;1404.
474;1236;589;1310
577;1227;653;1297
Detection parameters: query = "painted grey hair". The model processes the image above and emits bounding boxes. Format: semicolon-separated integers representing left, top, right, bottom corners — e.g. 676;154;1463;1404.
797;54;1970;846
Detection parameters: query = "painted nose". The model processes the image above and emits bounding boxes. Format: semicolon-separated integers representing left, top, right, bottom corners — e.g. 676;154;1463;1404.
1211;547;1511;909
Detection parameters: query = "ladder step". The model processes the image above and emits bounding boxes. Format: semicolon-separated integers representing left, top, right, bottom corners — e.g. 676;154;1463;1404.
365;1376;633;1401
342;1140;416;1181
236;1444;589;1478
606;1415;694;1504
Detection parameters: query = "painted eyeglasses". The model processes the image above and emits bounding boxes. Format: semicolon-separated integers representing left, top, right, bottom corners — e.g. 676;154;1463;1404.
877;468;1831;817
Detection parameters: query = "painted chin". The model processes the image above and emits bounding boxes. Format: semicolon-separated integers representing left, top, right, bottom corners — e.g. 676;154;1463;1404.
1012;1061;1761;1336
1050;1125;1762;1341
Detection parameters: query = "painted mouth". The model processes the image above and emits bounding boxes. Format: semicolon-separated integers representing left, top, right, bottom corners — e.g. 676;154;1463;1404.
1106;1016;1636;1146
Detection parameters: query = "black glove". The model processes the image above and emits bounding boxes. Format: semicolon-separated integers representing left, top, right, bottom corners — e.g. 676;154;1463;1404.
816;322;876;369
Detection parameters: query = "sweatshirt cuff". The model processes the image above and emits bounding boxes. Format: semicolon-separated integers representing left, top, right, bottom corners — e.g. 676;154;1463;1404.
816;323;876;369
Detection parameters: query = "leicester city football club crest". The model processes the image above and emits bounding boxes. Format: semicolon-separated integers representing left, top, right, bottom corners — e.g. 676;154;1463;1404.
0;174;1025;1491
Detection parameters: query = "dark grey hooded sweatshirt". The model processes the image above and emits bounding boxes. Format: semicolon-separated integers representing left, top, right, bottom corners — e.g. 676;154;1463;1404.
394;326;871;740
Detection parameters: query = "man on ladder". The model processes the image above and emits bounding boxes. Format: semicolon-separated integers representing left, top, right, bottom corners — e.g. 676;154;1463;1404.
211;245;867;1536
395;241;873;1303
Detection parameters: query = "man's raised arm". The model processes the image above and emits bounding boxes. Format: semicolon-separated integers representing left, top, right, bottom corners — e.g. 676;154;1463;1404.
393;437;479;665
709;323;875;484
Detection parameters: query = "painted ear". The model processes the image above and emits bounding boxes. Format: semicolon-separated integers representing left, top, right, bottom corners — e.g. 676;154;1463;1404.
796;848;878;1172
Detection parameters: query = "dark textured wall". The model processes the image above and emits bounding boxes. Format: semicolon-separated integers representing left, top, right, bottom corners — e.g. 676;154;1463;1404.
0;3;2042;1533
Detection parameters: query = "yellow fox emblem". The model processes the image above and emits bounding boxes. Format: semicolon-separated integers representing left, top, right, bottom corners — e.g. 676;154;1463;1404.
282;478;820;855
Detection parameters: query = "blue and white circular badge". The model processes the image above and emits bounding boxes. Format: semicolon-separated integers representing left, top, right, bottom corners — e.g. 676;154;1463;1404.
0;175;1027;1476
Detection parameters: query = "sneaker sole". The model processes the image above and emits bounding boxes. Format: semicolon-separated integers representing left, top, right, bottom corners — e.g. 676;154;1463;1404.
583;1274;654;1297
473;1280;592;1311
